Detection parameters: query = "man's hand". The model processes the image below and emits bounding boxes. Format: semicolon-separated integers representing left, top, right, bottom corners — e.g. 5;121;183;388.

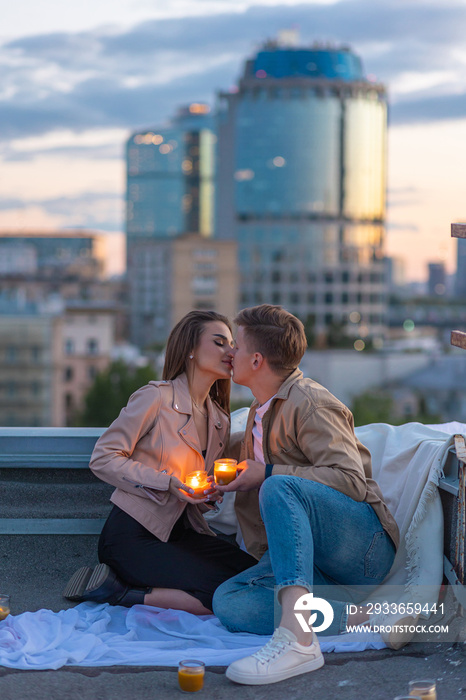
215;459;266;492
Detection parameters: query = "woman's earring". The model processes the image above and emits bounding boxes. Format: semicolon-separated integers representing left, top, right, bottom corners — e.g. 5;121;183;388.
189;355;194;359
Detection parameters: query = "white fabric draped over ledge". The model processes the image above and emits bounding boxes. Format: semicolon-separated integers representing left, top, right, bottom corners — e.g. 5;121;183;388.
0;419;463;670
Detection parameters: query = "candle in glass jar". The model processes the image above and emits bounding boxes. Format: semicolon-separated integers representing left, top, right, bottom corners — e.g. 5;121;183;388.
185;471;209;498
0;594;10;621
214;459;238;485
178;659;205;692
408;680;436;700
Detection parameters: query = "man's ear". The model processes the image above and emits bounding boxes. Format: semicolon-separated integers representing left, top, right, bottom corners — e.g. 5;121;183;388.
252;353;264;370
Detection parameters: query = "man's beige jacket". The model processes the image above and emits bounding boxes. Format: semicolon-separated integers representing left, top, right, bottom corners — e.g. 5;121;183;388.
90;373;229;541
234;369;400;561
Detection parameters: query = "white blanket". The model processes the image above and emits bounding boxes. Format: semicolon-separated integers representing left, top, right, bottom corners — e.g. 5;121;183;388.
0;420;462;670
0;603;384;670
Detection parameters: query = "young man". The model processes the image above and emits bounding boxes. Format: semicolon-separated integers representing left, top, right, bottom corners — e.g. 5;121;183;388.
213;304;399;686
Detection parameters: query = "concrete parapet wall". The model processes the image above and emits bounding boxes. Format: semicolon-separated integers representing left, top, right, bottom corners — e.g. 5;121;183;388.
0;428;112;534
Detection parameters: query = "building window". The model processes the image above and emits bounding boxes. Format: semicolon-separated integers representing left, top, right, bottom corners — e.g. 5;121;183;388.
65;339;75;355
87;339;99;355
342;292;349;304
272;292;281;304
192;276;217;295
324;313;333;325
31;381;40;396
88;366;98;381
325;293;333;304
271;270;281;283
6;346;18;363
31;346;41;363
65;393;74;408
7;381;17;397
342;271;350;284
289;292;300;304
64;367;74;382
324;272;333;283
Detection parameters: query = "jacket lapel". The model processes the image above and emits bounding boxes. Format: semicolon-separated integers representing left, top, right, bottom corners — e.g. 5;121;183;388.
170;374;228;468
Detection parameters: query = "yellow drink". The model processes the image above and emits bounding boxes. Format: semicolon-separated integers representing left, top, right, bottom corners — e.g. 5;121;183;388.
0;607;10;621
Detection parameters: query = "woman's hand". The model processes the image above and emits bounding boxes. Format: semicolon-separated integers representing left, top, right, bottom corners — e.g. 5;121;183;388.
203;475;223;504
168;476;215;505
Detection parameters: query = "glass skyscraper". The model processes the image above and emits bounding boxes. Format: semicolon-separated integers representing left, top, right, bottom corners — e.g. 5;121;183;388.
126;104;218;345
126;104;215;241
216;40;387;341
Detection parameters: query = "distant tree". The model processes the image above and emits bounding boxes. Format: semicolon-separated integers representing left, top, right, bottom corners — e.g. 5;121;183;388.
77;360;156;427
303;314;316;348
351;390;396;427
351;390;441;427
326;322;356;349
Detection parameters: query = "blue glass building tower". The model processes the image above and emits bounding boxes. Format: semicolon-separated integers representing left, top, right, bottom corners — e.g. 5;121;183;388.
216;41;387;341
126;104;217;344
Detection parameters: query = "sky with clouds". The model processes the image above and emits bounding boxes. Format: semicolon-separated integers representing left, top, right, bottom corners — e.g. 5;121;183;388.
1;0;465;280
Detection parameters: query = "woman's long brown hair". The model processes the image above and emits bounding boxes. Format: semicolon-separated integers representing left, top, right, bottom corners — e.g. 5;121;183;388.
162;310;232;413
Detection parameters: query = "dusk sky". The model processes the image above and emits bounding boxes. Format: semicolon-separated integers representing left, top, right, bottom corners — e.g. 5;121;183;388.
1;0;465;280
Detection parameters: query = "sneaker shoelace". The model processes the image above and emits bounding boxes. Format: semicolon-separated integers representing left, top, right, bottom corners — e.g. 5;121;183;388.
253;631;291;665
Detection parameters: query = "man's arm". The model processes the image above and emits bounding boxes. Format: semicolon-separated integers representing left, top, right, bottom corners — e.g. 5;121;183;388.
271;405;368;501
217;405;368;500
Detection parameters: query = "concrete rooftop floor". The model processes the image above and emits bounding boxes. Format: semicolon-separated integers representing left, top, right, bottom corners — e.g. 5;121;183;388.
1;534;465;700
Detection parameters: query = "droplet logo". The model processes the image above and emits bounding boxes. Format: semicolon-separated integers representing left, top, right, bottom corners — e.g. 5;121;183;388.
294;592;334;633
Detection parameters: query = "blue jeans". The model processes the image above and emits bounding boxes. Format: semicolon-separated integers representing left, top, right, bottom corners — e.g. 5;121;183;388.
212;475;396;636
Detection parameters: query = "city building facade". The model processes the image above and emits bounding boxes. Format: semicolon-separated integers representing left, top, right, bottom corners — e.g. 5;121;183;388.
455;238;466;298
0;298;116;427
0;230;127;340
56;302;116;426
126;104;238;346
428;262;447;297
128;234;237;347
0;305;59;427
216;40;387;341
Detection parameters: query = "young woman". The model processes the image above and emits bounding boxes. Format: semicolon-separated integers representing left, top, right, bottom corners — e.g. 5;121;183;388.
63;310;256;614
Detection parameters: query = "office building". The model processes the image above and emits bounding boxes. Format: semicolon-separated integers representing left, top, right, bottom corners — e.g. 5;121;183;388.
216;39;387;340
0;302;58;427
128;234;237;347
57;301;116;426
455;238;466;298
0;297;116;427
428;262;446;297
126;105;237;346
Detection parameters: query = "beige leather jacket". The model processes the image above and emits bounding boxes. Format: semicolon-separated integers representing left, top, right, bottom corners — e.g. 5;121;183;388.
90;373;229;541
234;369;400;560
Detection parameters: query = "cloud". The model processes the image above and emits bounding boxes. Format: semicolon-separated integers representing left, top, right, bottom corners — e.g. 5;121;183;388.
0;192;123;231
1;141;123;162
390;92;466;125
1;0;465;146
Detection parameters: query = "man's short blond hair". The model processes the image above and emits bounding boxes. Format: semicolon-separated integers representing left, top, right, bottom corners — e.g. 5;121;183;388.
234;304;307;375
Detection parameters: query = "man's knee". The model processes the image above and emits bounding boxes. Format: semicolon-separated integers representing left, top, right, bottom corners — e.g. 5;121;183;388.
259;474;297;509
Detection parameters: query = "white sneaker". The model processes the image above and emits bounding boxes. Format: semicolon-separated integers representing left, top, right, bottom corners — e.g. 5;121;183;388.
225;626;324;686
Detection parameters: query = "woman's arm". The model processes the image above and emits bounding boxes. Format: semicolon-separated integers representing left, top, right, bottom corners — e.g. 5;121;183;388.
90;384;171;495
